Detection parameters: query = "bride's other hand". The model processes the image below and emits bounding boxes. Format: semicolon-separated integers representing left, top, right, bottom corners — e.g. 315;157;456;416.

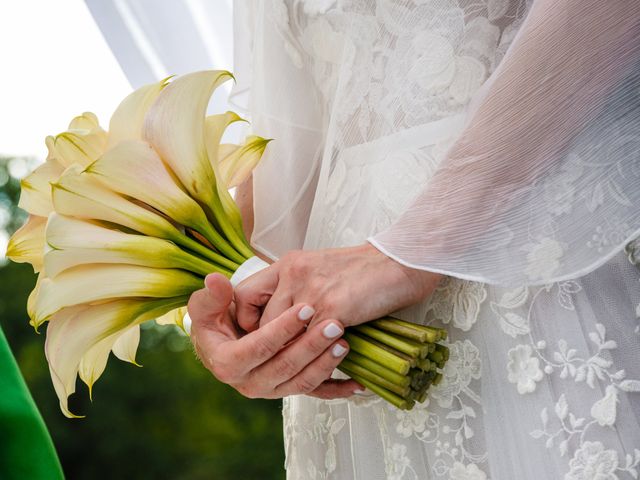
235;244;442;332
188;273;360;399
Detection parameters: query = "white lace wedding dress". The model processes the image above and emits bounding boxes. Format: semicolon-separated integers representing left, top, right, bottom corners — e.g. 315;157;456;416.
232;1;640;478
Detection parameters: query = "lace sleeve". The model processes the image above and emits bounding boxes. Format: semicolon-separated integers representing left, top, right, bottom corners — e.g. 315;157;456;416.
370;0;640;285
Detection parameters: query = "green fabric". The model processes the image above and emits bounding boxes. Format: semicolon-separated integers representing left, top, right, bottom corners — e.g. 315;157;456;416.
0;327;64;479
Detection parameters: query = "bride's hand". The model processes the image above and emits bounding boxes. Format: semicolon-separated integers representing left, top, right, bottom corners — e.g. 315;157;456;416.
235;244;442;332
188;273;360;399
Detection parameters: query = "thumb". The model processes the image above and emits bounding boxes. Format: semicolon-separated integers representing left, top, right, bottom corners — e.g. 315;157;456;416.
234;264;279;332
187;273;234;334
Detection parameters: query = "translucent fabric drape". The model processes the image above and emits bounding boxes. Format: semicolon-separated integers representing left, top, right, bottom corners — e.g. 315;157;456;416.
232;2;640;479
370;0;640;285
234;0;640;286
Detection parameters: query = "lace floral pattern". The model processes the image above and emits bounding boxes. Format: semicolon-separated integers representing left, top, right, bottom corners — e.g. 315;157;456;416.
269;1;640;479
493;280;640;478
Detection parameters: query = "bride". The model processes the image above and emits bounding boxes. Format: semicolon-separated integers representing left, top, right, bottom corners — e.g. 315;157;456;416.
188;1;640;478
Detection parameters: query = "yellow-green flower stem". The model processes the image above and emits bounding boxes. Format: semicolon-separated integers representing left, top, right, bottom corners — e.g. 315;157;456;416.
192;215;246;265
345;351;411;388
435;343;450;362
343;332;411;375
339;358;410;397
372;318;443;343
170;232;236;276
353;325;425;358
208;189;254;260
427;350;445;368
172;248;232;278
369;318;431;343
335;320;448;410
339;365;414;410
417;358;434;372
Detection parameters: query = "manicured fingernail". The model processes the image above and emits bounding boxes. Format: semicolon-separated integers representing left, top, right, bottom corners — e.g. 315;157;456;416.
298;305;315;321
332;344;348;357
354;389;366;394
323;322;342;339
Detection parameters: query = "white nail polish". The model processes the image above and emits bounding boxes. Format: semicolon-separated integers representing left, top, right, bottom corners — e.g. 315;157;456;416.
332;344;347;357
354;389;366;394
323;322;342;339
298;306;315;321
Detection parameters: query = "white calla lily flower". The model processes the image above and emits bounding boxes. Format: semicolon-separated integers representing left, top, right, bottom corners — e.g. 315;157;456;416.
107;78;170;148
34;264;202;326
85;139;217;243
219;135;272;189
52;164;180;240
44;214;218;277
112;325;141;365
143;70;233;208
46;296;186;417
52;113;107;167
155;306;189;332
18;159;64;216
6;215;47;272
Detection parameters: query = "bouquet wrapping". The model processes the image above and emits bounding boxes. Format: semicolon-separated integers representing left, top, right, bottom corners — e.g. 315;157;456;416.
7;71;448;416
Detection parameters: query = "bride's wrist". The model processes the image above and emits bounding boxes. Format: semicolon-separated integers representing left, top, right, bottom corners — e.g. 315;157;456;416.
361;243;443;301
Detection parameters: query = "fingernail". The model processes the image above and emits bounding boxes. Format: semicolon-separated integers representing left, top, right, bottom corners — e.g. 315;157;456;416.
323;322;342;339
332;344;348;357
298;305;315;321
354;389;366;394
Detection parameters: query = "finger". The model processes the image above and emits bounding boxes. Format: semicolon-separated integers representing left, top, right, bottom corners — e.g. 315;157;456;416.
229;303;316;372
234;264;279;332
308;379;363;400
273;339;352;397
260;285;294;326
253;319;345;388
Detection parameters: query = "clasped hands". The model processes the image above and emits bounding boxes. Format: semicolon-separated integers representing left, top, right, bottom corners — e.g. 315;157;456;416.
188;243;441;400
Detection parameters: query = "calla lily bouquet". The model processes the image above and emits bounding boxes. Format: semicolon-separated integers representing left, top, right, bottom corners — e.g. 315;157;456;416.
7;71;448;416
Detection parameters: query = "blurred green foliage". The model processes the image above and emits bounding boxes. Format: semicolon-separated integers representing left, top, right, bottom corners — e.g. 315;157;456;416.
0;157;285;480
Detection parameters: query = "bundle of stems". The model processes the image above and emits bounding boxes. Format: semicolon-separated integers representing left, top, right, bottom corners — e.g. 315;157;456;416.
339;318;449;410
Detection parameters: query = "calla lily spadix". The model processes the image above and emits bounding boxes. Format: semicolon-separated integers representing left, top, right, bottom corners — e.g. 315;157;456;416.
9;69;445;415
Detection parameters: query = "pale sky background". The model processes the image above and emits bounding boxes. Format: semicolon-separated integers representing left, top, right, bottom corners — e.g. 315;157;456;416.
0;0;133;258
0;0;132;158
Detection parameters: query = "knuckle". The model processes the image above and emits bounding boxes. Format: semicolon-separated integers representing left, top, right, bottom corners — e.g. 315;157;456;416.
292;376;318;394
320;296;340;317
253;337;277;360
306;331;331;353
276;355;299;379
282;250;302;264
282;251;309;277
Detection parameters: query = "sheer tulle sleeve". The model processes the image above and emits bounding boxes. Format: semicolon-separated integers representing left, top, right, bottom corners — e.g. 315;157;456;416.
231;0;327;260
370;0;640;285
